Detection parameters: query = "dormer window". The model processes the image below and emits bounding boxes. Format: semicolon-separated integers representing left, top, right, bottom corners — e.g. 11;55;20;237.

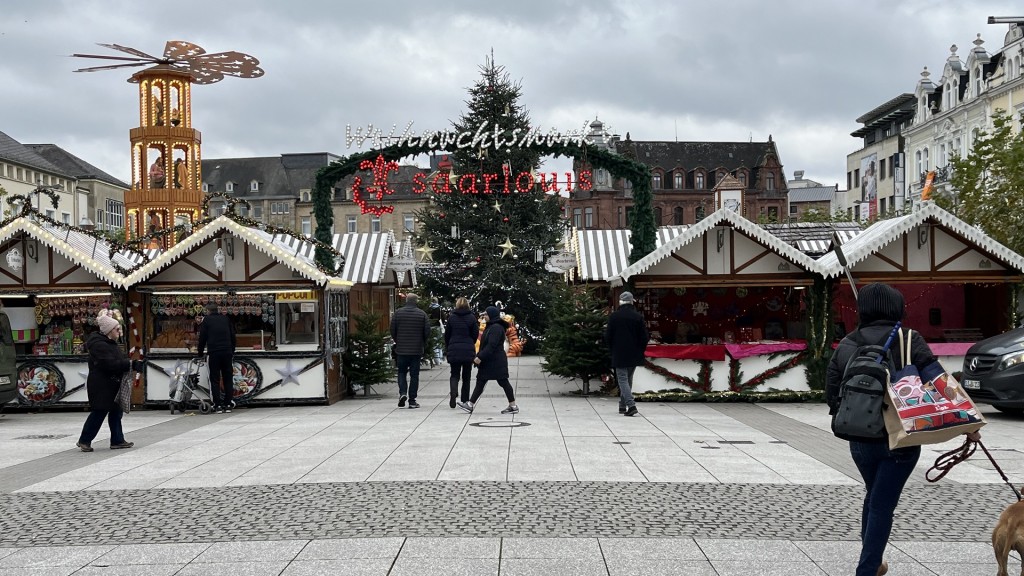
202;182;209;192
225;181;234;193
695;172;705;189
674;173;683;189
766;173;775;191
250;180;259;191
652;173;662;189
738;172;747;187
301;190;311;202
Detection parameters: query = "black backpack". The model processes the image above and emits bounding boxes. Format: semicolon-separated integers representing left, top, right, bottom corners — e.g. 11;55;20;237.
831;327;900;440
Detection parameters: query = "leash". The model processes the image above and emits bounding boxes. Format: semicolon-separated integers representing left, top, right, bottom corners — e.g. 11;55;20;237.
927;438;1022;501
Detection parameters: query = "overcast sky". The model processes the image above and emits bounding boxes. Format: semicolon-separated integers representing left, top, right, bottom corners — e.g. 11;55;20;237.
2;0;1020;190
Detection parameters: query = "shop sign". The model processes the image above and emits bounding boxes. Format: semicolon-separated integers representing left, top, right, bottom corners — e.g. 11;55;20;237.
388;256;417;273
546;251;577;272
278;291;316;301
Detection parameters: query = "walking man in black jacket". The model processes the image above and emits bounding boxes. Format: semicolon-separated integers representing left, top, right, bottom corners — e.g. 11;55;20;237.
198;303;236;414
390;294;430;409
604;291;648;416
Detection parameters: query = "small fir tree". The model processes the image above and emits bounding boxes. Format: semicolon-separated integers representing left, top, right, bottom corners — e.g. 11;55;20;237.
343;304;393;393
540;284;611;391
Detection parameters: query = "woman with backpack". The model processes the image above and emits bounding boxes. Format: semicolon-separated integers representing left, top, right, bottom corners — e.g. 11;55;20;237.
826;283;980;576
444;297;479;408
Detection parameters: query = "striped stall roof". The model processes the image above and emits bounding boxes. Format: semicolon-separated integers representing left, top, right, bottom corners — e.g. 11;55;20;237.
795;230;859;255
573;226;688;281
335;232;394;284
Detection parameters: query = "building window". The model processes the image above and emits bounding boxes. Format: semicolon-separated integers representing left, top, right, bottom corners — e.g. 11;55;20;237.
62;213;71;224
251;180;259;191
301;190;311;202
673;206;683;225
695;173;704;189
790;205;798;216
301;216;311;237
879;159;886;180
105;198;124;229
923;148;930;171
674;173;683;189
738;172;746;187
766;173;775;191
584;207;593;228
403;214;415;232
96;208;105;231
617;206;624;229
370;215;381;233
915;151;922;175
202;182;209;192
238;204;249;217
573;207;582;228
654;206;663;224
252;205;263;219
695;205;705;222
652;173;662;189
226;182;234;193
346;215;357;233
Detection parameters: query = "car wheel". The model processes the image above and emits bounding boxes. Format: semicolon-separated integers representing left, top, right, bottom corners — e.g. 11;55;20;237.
994;406;1024;417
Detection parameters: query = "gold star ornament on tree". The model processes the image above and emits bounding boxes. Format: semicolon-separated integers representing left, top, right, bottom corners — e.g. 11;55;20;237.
416;242;436;262
498;237;516;258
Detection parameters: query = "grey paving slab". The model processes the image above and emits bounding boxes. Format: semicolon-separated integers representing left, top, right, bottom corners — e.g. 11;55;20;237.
606;558;717;576
695;539;811;562
922;562;1003;575
91;542;209;565
499;557;608;576
891;540;998;564
0;550;14;561
74;565;184;576
599;538;707;560
709;560;827;576
401;537;500;557
192;540;305;563
0;568;77;576
792;540;913;564
389;556;498;576
174;561;289;575
0;545;113;568
281;558;394;576
502;537;601;558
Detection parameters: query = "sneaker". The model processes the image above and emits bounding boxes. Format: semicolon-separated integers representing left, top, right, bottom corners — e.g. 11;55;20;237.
224;406;233;413
76;442;93;452
110;442;134;450
398;395;408;408
458;401;474;414
624;406;639;417
618;406;627;414
449;395;457;409
501;405;519;414
214;406;225;414
408;400;420;409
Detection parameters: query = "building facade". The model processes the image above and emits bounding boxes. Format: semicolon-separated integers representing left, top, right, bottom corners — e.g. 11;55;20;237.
25;144;129;232
846;94;915;220
0;131;79;222
571;120;789;228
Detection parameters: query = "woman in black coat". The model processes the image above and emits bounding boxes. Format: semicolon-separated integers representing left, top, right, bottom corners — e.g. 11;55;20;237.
458;306;518;415
444;297;479;408
77;311;139;452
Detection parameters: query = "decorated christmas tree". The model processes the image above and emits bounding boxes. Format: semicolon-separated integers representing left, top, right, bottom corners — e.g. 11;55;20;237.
413;57;566;340
540;284;611;393
343;305;393;395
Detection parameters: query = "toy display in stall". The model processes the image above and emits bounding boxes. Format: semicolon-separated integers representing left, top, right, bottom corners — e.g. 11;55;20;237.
150;294;276;321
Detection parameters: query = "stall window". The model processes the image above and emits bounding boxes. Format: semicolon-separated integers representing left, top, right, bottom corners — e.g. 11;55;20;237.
278;300;319;346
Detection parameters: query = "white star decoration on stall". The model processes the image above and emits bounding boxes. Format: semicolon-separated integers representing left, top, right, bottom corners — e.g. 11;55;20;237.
416;242;436;262
499;237;516;258
492;200;502;213
275;360;303;386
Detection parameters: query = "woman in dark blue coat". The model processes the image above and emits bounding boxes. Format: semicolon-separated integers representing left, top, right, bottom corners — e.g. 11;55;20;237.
444;297;479;408
458;306;518;415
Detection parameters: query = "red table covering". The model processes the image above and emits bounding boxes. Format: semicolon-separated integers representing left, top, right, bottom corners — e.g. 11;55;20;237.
724;340;807;359
645;344;726;361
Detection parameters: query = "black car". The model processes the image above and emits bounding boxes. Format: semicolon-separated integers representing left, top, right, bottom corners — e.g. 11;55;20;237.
960;326;1024;416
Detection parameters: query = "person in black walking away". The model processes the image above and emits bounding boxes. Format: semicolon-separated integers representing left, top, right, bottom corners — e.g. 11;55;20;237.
390;293;430;409
605;291;648;417
444;297;479;408
459;306;518;414
826;283;980;576
197;303;236;414
77;309;142;451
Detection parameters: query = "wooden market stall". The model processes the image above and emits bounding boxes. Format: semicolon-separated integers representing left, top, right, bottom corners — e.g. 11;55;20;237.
0;216;147;408
126;216;352;406
610;208;823;394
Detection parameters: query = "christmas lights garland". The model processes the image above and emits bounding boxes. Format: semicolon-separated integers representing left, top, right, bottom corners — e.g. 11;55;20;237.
312;137;656;270
642;359;713;392
727;350;808;393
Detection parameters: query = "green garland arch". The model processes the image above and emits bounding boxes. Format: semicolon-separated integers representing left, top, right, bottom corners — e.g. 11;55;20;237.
311;139;656;270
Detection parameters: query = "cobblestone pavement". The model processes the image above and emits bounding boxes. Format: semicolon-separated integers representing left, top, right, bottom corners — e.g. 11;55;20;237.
0;481;1015;547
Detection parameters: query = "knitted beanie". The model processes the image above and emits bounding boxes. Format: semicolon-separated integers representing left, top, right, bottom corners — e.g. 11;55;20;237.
485;306;500;321
857;283;904;324
96;311;121;336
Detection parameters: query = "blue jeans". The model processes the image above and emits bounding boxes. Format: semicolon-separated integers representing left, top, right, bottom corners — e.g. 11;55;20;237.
78;406;126;446
615;366;637;409
396;354;421;400
849;441;921;576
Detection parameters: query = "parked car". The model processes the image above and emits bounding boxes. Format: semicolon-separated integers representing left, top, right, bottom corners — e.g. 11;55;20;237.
0;308;16;406
960;326;1024;416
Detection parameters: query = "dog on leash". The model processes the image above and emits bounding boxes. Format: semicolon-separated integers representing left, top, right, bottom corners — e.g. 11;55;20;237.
993;495;1024;576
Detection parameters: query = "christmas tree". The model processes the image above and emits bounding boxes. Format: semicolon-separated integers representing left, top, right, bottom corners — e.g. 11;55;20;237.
343;305;393;395
540;284;611;392
413;57;566;339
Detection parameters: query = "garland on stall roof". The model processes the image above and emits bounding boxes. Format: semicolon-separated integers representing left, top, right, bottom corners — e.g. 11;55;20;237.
728;351;808;393
642;359;713;392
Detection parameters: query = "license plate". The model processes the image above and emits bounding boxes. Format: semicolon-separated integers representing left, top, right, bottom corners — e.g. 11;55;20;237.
0;376;9;385
963;379;981;390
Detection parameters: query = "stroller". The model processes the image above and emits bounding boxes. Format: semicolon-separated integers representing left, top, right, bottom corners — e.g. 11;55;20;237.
169;356;234;414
